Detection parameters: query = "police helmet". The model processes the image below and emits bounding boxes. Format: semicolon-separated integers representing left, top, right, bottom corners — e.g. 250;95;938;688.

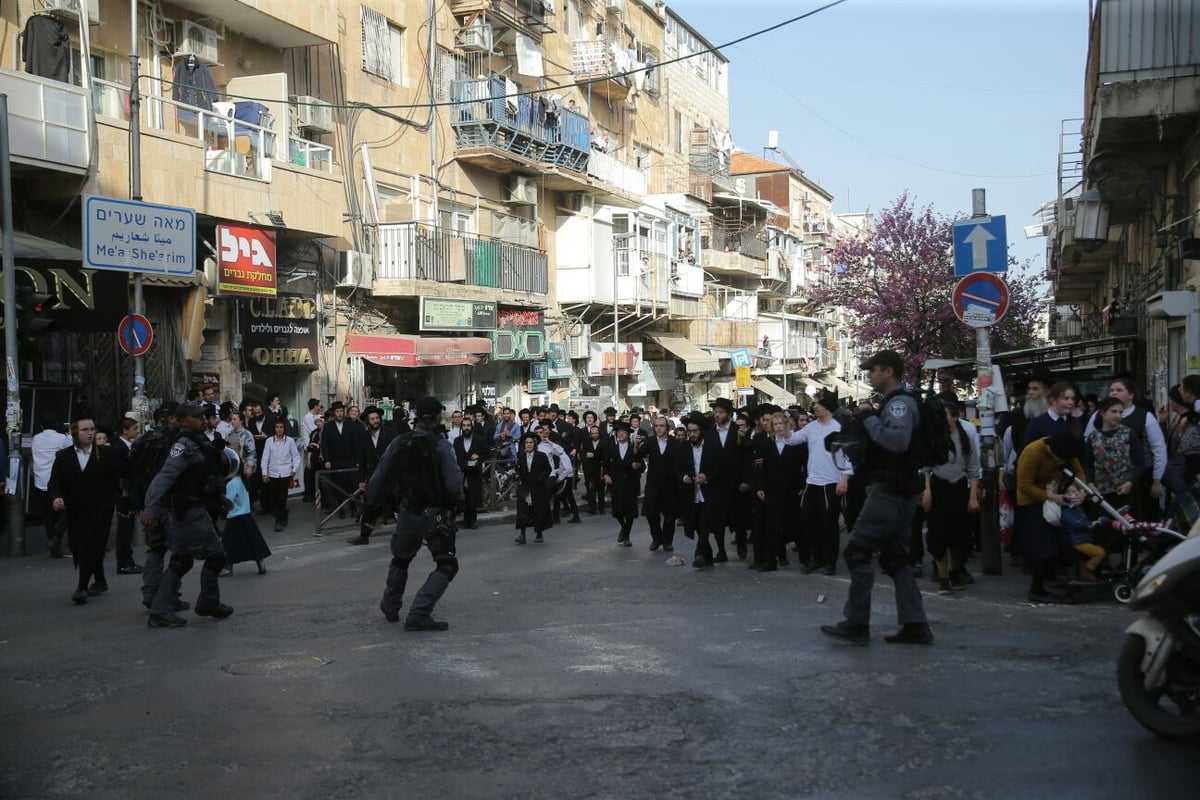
221;447;241;479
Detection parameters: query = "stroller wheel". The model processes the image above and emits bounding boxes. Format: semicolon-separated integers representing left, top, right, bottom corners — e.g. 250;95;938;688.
1114;582;1134;604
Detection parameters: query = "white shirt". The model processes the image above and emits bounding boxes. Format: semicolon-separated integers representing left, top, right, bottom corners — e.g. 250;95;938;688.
789;417;853;486
75;445;92;472
537;440;570;480
261;436;301;478
32;430;71;490
448;426;462;444
299;411;319;443
618;441;628;460
691;444;705;503
216;420;233;438
716;424;729;446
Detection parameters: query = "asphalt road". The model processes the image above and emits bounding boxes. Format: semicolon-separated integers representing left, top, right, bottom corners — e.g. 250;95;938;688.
1;505;1195;799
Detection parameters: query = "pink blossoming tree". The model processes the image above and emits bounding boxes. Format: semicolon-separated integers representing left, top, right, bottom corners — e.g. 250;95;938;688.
812;194;1045;379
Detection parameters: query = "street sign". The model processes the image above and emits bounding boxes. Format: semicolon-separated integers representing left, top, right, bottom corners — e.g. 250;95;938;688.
117;313;154;355
953;215;1008;276
730;348;753;368
735;365;753;394
83;195;196;276
952;273;1009;328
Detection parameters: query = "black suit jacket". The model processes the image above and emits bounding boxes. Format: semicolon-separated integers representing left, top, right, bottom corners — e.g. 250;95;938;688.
453;433;490;474
753;436;803;501
579;436;605;478
321;419;362;469
642;436;683;492
48;444;122;518
358;426;396;483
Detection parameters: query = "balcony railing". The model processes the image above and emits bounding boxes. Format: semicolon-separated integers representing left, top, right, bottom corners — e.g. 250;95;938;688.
704;228;768;261
94;78;334;178
376;222;548;294
587;150;646;196
0;68;89;173
451;78;590;171
670;259;704;297
705;285;757;322
572;40;632;100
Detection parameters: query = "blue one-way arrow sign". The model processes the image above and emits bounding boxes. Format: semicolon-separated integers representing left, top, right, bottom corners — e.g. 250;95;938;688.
953;215;1008;276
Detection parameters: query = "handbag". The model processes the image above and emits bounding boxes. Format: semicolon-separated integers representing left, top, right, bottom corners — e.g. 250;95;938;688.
1042;481;1062;527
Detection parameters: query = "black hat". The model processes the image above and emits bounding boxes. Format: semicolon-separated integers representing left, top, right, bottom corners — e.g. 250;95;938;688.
1020;374;1053;394
710;397;735;412
859;349;905;375
362;405;382;418
415;396;444;418
682;412;708;429
548;404;561;413
176;402;205;420
329;400;346;412
603;406;618;416
613;420;632;433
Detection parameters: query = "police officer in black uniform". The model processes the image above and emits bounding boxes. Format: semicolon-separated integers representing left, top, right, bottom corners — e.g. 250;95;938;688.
366;396;465;632
141;403;233;628
127;401;189;613
821;350;934;646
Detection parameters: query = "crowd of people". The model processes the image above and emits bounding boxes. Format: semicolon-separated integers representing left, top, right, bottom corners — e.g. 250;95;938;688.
30;348;1200;639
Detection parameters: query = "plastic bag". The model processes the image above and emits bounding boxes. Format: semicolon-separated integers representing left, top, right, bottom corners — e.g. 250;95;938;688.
998;485;1014;546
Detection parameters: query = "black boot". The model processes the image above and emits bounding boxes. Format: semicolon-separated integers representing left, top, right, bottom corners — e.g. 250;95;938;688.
515;529;527;545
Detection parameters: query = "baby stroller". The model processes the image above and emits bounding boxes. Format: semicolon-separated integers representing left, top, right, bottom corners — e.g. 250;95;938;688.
1058;466;1188;603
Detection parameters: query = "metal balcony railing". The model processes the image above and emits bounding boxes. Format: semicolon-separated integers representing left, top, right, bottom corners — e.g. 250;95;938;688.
704;228;768;261
587;150;646;195
376;222;548;295
450;78;590;171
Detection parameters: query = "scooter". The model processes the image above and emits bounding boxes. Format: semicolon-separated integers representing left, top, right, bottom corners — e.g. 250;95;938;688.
1116;520;1200;741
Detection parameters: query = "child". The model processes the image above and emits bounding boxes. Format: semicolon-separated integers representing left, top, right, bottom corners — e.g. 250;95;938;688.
1060;483;1105;582
221;453;271;576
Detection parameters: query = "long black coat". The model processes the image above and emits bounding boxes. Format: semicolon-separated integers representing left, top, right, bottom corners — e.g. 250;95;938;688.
753;436;805;531
515;449;553;531
602;439;643;519
357;426;396;485
675;439;724;535
704;424;743;532
641;436;682;520
321;419;362;470
453;432;490;509
47;444;121;568
579;436;605;483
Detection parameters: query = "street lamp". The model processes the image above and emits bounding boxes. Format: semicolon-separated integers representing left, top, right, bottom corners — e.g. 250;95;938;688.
612;232;637;409
1073;187;1111;245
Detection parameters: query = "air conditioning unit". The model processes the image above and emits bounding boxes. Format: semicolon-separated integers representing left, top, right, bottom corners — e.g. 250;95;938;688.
508;176;537;205
457;22;493;53
291;96;334;134
176;20;220;65
337;251;375;291
42;0;99;25
568;324;591;359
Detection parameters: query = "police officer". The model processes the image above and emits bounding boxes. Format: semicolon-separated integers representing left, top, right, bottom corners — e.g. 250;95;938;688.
141;403;234;628
365;396;465;632
127;401;189;613
821;350;934;646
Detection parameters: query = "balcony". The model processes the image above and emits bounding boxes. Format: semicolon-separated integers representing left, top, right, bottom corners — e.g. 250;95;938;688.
1085;0;1200;165
0;69;89;174
572;40;632;103
702;228;768;276
375;222;548;296
451;78;590;175
586;150;645;206
450;0;554;39
91;78;342;236
160;1;337;47
670;259;704;297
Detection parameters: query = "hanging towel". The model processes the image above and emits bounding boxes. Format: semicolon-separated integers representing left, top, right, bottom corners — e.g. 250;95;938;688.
515;34;545;78
504;77;519;115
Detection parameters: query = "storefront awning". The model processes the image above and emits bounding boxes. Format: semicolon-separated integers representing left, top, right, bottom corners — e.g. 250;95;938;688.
347;333;492;368
645;332;719;374
1;231;82;261
800;376;831;393
829;377;858;399
751;377;792;403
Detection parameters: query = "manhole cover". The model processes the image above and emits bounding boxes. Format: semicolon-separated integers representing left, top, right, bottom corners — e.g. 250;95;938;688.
222;654;331;676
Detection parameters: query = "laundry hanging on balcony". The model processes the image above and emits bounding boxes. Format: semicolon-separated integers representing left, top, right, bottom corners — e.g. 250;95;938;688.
23;15;70;83
515;34;544;78
504;78;519;115
173;55;218;130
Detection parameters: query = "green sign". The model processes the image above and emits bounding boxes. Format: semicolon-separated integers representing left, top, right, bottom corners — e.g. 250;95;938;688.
529;362;548;393
419;297;497;331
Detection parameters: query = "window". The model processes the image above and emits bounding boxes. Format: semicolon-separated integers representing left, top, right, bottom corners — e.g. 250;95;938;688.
633;144;650;170
361;7;403;82
636;43;659;95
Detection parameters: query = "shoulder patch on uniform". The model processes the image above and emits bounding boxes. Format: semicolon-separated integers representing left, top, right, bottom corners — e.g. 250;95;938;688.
889;401;907;418
169;442;185;458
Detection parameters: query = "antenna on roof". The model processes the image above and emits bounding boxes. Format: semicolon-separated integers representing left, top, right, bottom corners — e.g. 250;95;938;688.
764;130;805;175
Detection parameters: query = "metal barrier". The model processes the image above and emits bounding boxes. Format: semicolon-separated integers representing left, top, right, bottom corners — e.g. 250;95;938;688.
313;469;363;537
480;457;519;512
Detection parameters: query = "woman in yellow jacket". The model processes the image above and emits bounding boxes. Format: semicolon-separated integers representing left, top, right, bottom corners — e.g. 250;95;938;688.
1016;433;1085;603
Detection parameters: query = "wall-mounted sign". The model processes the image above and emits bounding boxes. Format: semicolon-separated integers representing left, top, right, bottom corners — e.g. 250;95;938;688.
547;341;573;378
420;297;498;331
491;308;546;361
217;224;277;296
239;295;319;369
529;361;548;393
588;343;643;376
0;266;125;332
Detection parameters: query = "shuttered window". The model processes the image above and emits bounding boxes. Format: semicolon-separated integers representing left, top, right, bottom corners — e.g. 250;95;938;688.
361;7;402;82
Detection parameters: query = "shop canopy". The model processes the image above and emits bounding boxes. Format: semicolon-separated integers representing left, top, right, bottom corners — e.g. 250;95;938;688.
645;332;719;374
751;377;792;403
347;333;492;368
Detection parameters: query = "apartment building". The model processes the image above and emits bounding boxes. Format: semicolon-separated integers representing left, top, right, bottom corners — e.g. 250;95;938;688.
1047;0;1200;401
3;0;859;422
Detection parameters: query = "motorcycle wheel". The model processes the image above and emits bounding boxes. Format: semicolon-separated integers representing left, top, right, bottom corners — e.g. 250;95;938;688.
1116;634;1200;742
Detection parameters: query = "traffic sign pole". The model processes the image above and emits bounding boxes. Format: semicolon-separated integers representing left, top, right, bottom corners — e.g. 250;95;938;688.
969;188;1001;577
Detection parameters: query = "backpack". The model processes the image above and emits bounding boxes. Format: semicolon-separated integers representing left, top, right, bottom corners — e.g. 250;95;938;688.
909;391;952;468
384;429;447;512
826;408;870;469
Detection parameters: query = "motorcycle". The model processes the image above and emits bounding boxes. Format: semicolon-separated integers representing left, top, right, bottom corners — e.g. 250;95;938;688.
1117;521;1200;741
